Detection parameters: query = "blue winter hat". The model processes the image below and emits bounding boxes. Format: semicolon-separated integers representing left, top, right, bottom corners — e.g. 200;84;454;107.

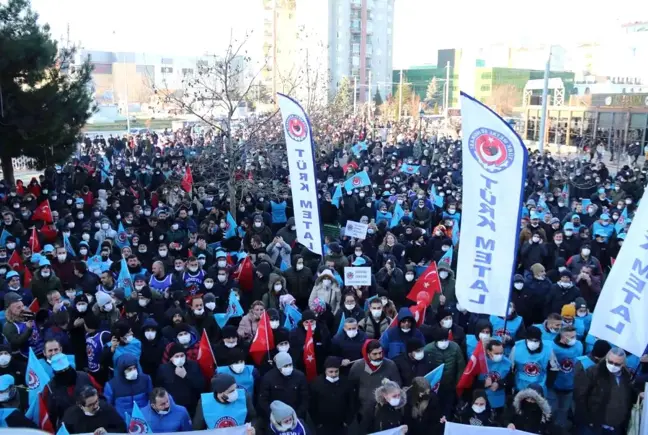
39;258;51;267
75;198;84;204
571;214;580;220
0;374;14;391
600;213;610;220
595;229;606;237
5;271;19;280
43;244;55;253
563;222;574;231
30;253;42;264
531;212;541;220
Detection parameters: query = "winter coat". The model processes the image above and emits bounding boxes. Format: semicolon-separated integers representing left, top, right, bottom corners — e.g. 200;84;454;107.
283;256;314;310
423;341;466;390
574;360;634;429
289;321;331;374
262;273;289;310
348;359;401;412
404;392;444;435
330;329;367;362
309;374;356;429
358;312;392;340
266;240;292;268
258;367;309;419
506;388;557;435
309;274;342;314
237;312;260;342
104;353;153;419
544;283;580;317
375;266;406;300
324;251;349;276
62;400;126;434
393;352;436;387
139;318;169;384
276;218;298;246
368;389;407;433
45;370;94;427
379;308;425;359
521;278;554;326
139;394;192;432
186;309;221;343
566;254;603;276
156;360;205;416
31;270;63;305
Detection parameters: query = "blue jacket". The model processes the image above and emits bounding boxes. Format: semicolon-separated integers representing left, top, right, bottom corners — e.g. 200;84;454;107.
139;395;192;433
379;307;425;359
331;329;367;361
105;353;153;418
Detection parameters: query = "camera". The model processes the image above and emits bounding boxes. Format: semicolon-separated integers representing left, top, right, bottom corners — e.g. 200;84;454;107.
21;311;35;321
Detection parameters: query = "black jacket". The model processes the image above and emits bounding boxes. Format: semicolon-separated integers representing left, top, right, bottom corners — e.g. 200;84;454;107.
258;367;309;419
404;394;444;435
309;374;356;429
45;370;94;427
393;353;436;387
139;319;169;384
62;400;127;434
156;360;205;416
369;402;405;433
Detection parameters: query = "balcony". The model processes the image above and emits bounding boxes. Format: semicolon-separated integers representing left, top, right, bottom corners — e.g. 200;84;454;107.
352;43;360;54
366;23;373;34
351;20;361;33
351;0;361;9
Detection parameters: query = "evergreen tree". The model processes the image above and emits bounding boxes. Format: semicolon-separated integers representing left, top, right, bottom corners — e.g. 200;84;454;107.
373;89;383;107
0;0;94;184
333;76;353;113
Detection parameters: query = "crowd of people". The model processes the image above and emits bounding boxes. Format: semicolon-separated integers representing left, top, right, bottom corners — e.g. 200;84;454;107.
0;122;646;435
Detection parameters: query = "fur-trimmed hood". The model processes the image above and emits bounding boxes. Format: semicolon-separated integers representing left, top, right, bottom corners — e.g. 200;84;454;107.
374;381;407;409
513;388;551;421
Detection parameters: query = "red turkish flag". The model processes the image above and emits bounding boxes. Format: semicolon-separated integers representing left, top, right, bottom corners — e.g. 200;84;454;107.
409;302;428;328
29;227;41;254
249;312;275;366
406;262;442;303
8;251;24;273
234;256;254;292
37;391;54;433
456;339;489;396
24;267;33;289
197;330;216;381
32;200;53;223
303;323;317;382
181;166;193;193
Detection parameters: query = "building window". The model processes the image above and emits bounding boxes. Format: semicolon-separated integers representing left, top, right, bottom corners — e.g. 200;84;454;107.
481;72;492;79
182;68;194;75
480;84;491;91
93;63;112;74
161;58;173;65
161;66;173;74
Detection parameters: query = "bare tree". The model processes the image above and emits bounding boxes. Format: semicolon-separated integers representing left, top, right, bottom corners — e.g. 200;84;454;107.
485;84;520;117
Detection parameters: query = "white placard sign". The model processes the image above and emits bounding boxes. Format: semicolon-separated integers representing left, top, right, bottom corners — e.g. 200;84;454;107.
345;220;369;240
344;267;372;286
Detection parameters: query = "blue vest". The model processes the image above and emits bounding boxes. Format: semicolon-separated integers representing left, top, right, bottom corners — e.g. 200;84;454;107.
216;366;255;394
584;334;598;354
533;323;558;342
201;390;247;429
15;322;42;358
574;314;592;340
552;341;583;391
627;354;641;377
375;211;392;225
490;315;523;354
513;340;552;392
483;357;512;409
86;331;106;373
183;270;206;295
577;355;596;371
270;420;307;435
149;274;173;294
270;201;287;224
592;221;614;241
0;408;17;428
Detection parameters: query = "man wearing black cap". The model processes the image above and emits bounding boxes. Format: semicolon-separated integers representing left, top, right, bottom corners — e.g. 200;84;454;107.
393;338;435;387
156;342;204;416
575;339;611;376
309;356;355;435
193;373;258;432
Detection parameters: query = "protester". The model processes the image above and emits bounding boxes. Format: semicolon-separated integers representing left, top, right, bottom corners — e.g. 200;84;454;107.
140;387;193;432
61;385;126;434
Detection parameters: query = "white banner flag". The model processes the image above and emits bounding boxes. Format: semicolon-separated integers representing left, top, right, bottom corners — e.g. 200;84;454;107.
590;188;648;356
277;93;323;255
456;92;528;317
369;426;406;435
445;422;535;435
91;428;247;435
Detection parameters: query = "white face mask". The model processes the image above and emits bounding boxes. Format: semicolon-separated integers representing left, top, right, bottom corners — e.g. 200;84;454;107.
326;376;339;383
388;397;401;407
437;340;449;350
274;284;283;292
296;263;304;271
527;340;540;351
138;299;148;307
103;303;113;312
231;363;245;374
401;327;411;333
577;310;587;317
172;356;186;367
439;271;449;279
178;334;191;345
175;265;184;272
472;404;486;414
206;302;216;310
194;308;204;316
413;351;424;361
159;250;168;257
441;319;453;329
479;332;491;341
405;274;414;282
344;303;355;311
281;367;293;376
224;341;237;348
607;362;622;374
514;282;524;290
491;354;503;363
41;270;51;278
80;248;88;255
57;254;67;262
226;389;239;403
0;355;11;366
582;248;591;256
76;304;88;312
124;369;138;381
277;344;290;353
345;329;358;338
145;331;157;341
370;359;383;367
371;309;383;318
217;260;227;268
254;222;262;228
270;320;280;329
322;279;331;287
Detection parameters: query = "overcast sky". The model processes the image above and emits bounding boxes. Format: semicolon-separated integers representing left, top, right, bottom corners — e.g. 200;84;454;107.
25;0;648;68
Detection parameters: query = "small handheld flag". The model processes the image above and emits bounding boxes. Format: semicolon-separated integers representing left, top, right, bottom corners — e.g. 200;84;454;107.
128;402;152;433
117;258;134;298
424;364;445;393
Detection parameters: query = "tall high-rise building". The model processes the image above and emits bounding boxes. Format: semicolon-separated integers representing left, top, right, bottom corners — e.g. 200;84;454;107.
329;0;395;103
262;0;395;105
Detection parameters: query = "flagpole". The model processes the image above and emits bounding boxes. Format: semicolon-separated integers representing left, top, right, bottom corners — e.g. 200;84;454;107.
263;312;271;363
